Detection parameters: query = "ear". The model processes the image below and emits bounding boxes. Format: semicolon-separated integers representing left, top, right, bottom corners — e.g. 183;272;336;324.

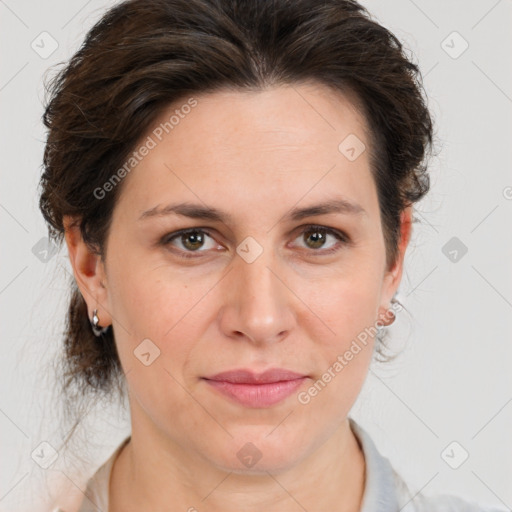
377;206;413;326
63;215;112;328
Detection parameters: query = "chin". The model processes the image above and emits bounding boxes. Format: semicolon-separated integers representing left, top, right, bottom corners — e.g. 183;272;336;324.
204;429;311;475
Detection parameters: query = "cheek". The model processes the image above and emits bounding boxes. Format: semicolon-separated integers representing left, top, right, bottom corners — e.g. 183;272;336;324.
108;271;207;430
296;280;378;416
107;256;204;340
290;265;381;396
294;263;382;342
310;285;377;387
107;264;222;390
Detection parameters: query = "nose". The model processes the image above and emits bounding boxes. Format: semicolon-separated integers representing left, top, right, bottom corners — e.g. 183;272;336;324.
218;245;295;346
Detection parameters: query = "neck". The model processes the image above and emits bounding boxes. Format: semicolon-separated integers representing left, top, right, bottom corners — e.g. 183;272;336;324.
110;408;366;512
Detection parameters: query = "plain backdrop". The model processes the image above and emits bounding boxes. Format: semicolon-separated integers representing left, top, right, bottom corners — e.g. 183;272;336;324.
1;0;511;511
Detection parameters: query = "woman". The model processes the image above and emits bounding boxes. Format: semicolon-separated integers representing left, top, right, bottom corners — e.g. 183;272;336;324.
39;0;504;510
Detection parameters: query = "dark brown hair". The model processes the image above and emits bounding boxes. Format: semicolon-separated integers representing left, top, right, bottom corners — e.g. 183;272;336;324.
39;0;434;409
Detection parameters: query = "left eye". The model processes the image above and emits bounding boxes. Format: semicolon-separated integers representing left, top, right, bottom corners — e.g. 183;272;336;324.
293;225;347;253
161;225;348;259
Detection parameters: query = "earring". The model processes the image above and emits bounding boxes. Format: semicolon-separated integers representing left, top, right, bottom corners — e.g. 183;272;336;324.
377;300;398;328
384;309;396;326
91;308;110;337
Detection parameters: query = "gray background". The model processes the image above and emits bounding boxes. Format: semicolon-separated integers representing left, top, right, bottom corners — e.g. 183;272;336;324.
1;0;511;511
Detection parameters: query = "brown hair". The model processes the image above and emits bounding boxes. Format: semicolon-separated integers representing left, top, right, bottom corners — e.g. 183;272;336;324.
39;0;434;408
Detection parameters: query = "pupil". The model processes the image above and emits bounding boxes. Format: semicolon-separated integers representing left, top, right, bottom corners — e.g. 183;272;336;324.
307;230;325;248
185;232;203;250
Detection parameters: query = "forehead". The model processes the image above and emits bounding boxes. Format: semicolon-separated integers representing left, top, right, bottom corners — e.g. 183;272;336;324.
114;83;377;224
156;83;369;155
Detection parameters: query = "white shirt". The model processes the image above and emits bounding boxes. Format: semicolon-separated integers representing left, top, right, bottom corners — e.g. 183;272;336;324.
55;418;505;511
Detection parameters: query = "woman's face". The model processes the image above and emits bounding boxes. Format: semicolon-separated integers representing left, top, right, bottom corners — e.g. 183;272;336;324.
70;82;410;473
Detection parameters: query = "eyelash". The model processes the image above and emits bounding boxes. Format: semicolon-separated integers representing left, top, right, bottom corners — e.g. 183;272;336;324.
160;225;351;260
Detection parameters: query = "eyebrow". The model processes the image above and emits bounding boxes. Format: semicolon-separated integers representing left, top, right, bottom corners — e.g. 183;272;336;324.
138;197;366;224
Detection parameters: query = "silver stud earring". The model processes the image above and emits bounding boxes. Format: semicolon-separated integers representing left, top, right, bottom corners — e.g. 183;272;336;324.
91;308;109;337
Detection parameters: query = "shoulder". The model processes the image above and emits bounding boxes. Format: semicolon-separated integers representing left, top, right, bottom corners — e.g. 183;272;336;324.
349;418;507;512
53;436;131;512
393;470;505;512
399;488;507;512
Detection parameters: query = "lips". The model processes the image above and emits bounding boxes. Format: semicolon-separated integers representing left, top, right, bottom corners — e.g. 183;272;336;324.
203;368;307;384
201;368;309;408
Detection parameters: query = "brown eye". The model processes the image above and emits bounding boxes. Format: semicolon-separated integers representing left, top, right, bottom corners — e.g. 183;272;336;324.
162;228;219;258
294;225;349;255
180;231;206;251
303;227;329;249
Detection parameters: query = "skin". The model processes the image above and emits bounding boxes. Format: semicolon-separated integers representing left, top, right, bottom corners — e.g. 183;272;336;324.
64;82;412;512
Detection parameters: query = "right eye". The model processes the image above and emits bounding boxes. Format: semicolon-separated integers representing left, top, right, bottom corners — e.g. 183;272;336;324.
160;228;222;258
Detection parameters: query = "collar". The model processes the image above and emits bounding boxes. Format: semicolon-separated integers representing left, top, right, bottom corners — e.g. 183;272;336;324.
349;417;401;511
